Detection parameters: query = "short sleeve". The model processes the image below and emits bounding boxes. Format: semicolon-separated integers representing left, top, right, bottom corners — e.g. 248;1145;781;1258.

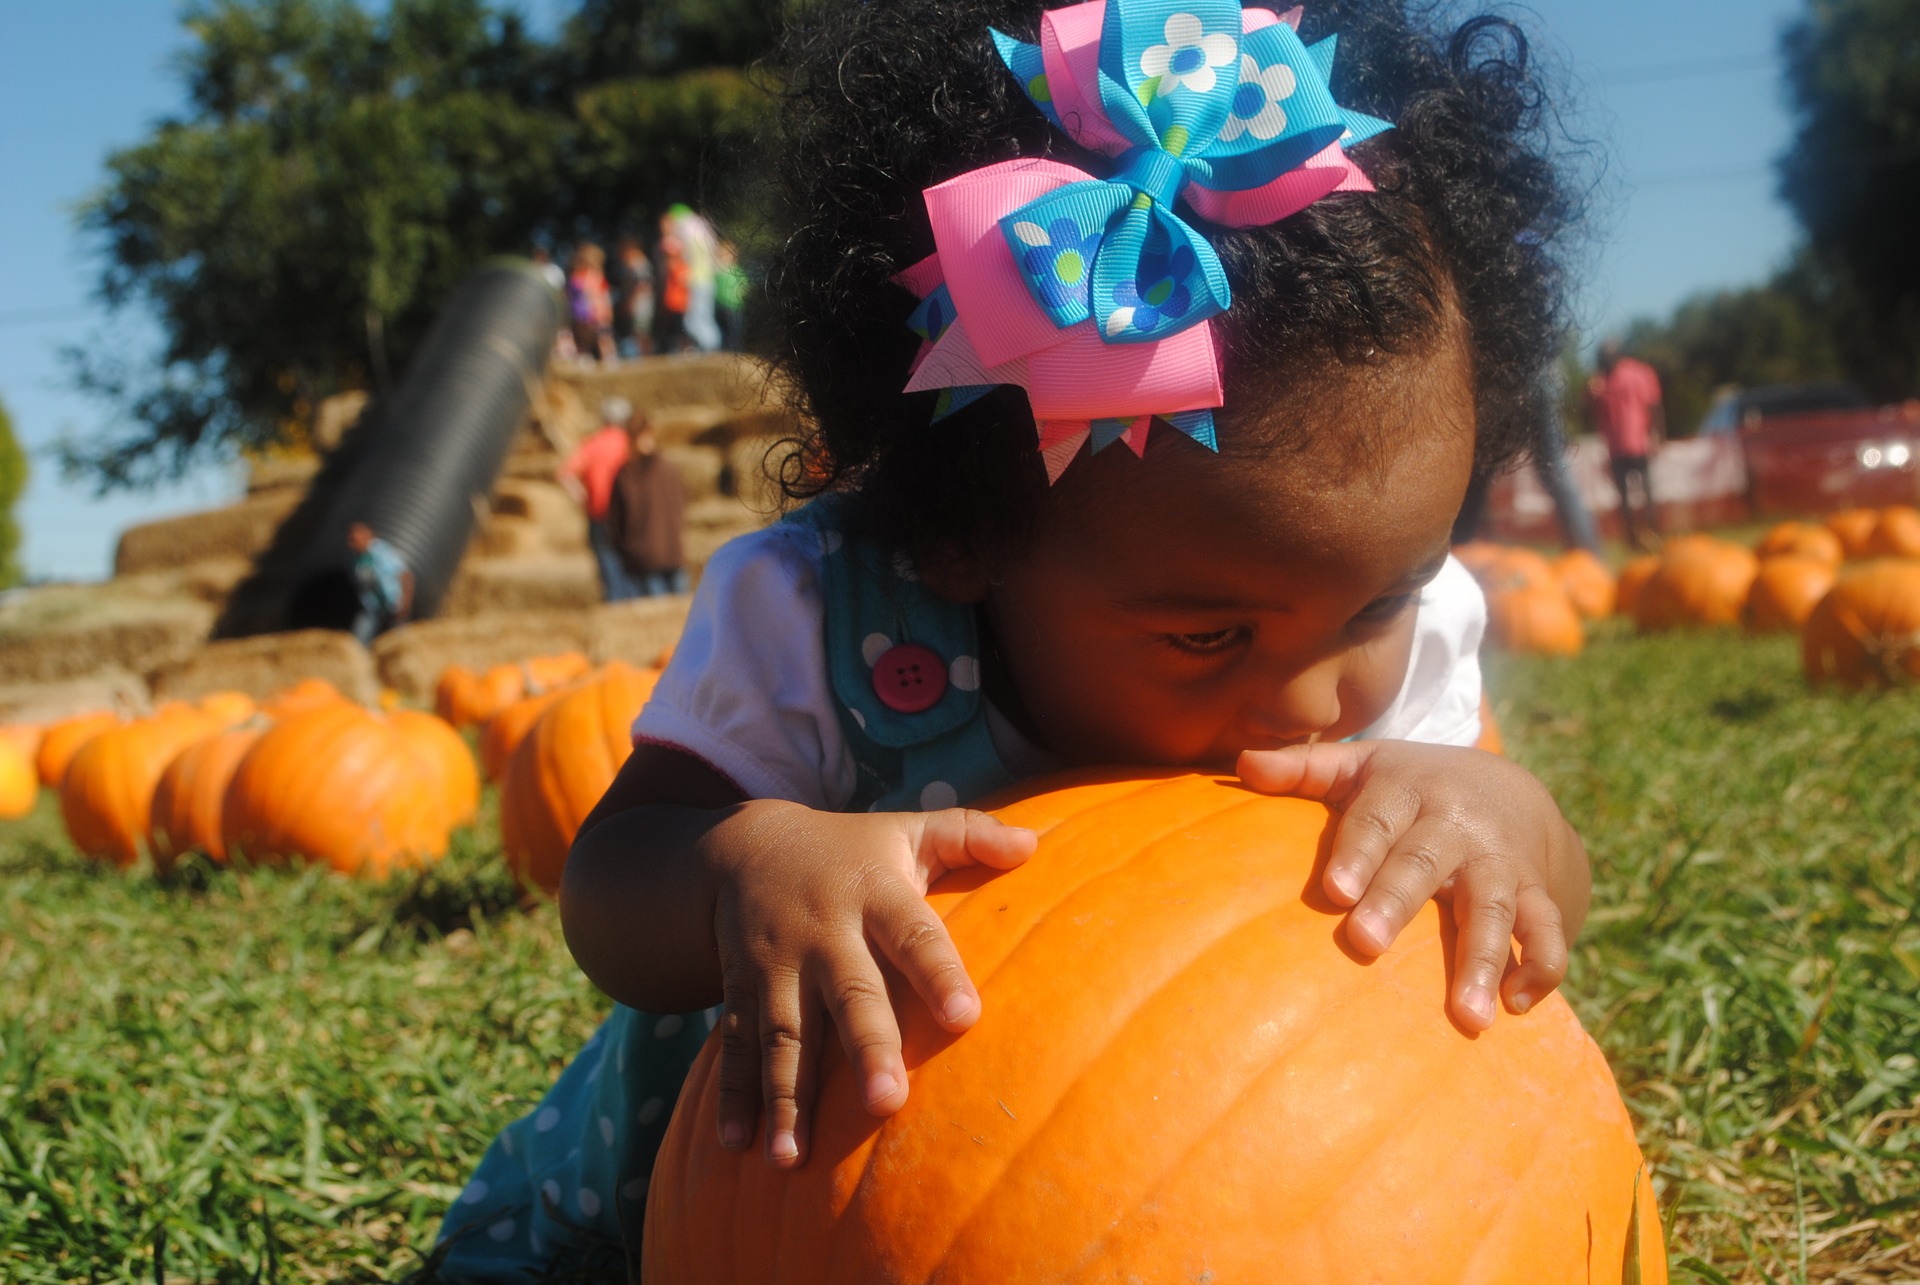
1356;554;1485;747
631;523;858;810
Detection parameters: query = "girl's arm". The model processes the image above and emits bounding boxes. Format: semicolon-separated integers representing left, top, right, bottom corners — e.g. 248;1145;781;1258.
560;742;1036;1167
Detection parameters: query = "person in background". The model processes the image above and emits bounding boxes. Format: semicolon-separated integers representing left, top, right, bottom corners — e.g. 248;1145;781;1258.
348;522;412;644
568;242;616;365
1586;337;1665;551
604;410;688;598
610;235;656;360
1535;359;1601;554
529;244;565;292
560;397;638;600
654;214;689;353
669;204;723;352
715;240;748;352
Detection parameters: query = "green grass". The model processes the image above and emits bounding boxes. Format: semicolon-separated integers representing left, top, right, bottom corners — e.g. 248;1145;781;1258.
3;627;1917;1282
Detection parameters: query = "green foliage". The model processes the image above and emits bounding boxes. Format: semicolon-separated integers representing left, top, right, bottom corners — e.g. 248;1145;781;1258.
0;397;27;587
1778;0;1920;399
2;628;1918;1279
65;0;779;490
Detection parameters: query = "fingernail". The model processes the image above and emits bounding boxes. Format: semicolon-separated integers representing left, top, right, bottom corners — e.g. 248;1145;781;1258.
864;1071;900;1106
1463;985;1495;1024
1329;867;1363;901
941;993;978;1025
770;1130;798;1162
1353;909;1391;949
720;1121;746;1149
1510;991;1534;1014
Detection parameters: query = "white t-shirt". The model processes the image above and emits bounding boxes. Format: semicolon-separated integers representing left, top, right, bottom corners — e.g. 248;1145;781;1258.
634;523;1486;811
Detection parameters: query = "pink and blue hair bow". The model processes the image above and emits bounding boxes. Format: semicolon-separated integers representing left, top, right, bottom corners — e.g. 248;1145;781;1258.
896;0;1391;480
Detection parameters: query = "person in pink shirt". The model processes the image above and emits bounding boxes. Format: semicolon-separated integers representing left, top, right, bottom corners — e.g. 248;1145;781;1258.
1587;337;1665;551
559;397;638;600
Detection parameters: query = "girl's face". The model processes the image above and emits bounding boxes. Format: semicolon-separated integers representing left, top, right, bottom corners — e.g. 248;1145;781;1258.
962;336;1476;770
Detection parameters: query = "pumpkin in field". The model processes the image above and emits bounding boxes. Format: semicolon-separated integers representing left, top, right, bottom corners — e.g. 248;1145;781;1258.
481;688;567;782
1474;691;1503;755
0;722;43;762
523;651;593;691
1485;582;1584;655
1614;554;1660;618
60;708;225;867
1755;521;1843;567
644;773;1666;1284
148;727;265;869
1450;540;1507;581
196;691;258;726
259;677;347;720
1802;560;1920;688
1744;555;1838;634
0;738;37;820
1867;505;1920;559
387;709;481;830
1552;548;1616;619
1825;508;1881;559
36;710;120;787
221;704;455;878
500;662;659;892
1633;539;1759;631
1471;546;1559;597
434;665;479;725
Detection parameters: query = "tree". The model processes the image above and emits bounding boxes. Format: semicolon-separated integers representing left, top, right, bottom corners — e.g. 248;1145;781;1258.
0;396;28;588
1778;0;1920;398
65;0;777;489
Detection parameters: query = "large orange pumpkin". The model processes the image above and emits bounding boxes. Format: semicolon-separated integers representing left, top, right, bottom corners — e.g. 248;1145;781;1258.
1633;540;1759;631
1802;560;1920;688
1614;554;1660;618
60;709;225;867
1485;582;1584;655
0;739;37;820
196;690;258;726
523;650;593;691
148;726;264;869
1552;548;1616;619
500;662;659;891
1867;505;1920;559
221;704;452;878
644;773;1666;1284
36;710;120;787
1755;521;1842;567
480;688;567;783
387;709;481;830
259;677;348;721
1825;508;1880;560
1744;555;1838;634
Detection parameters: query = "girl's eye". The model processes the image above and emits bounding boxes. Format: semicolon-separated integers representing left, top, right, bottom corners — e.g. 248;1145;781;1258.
1353;591;1419;625
1165;627;1248;655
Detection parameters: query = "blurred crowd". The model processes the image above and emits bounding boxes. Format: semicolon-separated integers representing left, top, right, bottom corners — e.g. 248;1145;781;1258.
532;205;746;366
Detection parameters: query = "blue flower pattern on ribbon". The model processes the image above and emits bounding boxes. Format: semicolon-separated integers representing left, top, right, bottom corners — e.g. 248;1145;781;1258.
991;0;1390;346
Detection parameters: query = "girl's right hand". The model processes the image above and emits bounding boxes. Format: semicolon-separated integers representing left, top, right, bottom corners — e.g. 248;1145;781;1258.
707;805;1037;1168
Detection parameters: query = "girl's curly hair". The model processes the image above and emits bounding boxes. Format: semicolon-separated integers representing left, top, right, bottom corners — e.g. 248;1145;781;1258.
763;0;1586;554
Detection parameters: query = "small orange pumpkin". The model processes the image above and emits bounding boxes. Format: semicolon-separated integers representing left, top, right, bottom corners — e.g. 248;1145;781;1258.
1634;540;1759;631
1744;555;1838;634
481;688;568;783
1755;521;1843;567
645;773;1665;1284
500;662;660;892
195;691;258;726
1613;554;1660;618
1473;546;1560;597
434;665;479;725
60;708;225;867
148;726;265;869
1825;508;1881;560
36;710;120;788
0;739;37;820
1867;505;1920;559
259;677;347;720
1485;583;1584;655
1802;560;1920;688
1473;692;1504;755
0;722;44;762
522;651;593;692
1552;549;1616;620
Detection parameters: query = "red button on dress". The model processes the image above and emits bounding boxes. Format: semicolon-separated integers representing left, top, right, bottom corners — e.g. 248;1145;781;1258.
871;643;947;713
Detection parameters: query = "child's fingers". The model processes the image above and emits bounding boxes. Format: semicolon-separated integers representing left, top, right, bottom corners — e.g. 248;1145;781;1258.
1236;743;1372;808
749;961;813;1169
714;968;766;1154
1343;815;1461;956
868;876;983;1033
1500;884;1569;1015
1445;864;1522;1032
813;945;911;1118
912;809;1037;886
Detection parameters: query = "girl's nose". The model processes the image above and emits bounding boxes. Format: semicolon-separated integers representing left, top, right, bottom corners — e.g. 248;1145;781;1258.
1240;654;1344;744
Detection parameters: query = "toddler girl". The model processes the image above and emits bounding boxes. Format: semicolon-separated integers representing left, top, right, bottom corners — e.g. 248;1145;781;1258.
434;0;1589;1276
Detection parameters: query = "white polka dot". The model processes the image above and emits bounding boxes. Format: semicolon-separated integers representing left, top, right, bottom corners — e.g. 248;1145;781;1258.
891;551;920;581
459;1179;490;1205
622;1178;649;1203
920;780;958;811
820;530;843;554
577;1187;603;1218
860;632;893;667
501;1130;515;1156
585;1061;602;1085
488;1218;517;1242
949;655;981;691
637;1097;666;1125
654;1014;684;1039
534;1106;562;1133
541;1179;561;1208
529;1230;544;1255
599;1115;616;1147
849;705;867;730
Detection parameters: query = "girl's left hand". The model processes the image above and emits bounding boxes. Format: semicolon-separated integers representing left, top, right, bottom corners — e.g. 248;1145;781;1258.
1236;740;1590;1032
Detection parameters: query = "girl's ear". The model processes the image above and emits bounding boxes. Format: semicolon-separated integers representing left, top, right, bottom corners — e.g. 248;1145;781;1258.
915;541;993;605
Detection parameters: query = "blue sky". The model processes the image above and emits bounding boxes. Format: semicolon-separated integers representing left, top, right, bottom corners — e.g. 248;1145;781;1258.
0;0;1804;582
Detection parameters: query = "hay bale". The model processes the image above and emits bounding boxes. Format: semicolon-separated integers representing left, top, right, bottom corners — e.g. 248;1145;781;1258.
438;554;602;619
148;630;379;705
587;596;693;669
113;491;302;577
725;437;794;514
0;587;215;685
0;669;151;725
371;611;596;699
663;444;726;501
